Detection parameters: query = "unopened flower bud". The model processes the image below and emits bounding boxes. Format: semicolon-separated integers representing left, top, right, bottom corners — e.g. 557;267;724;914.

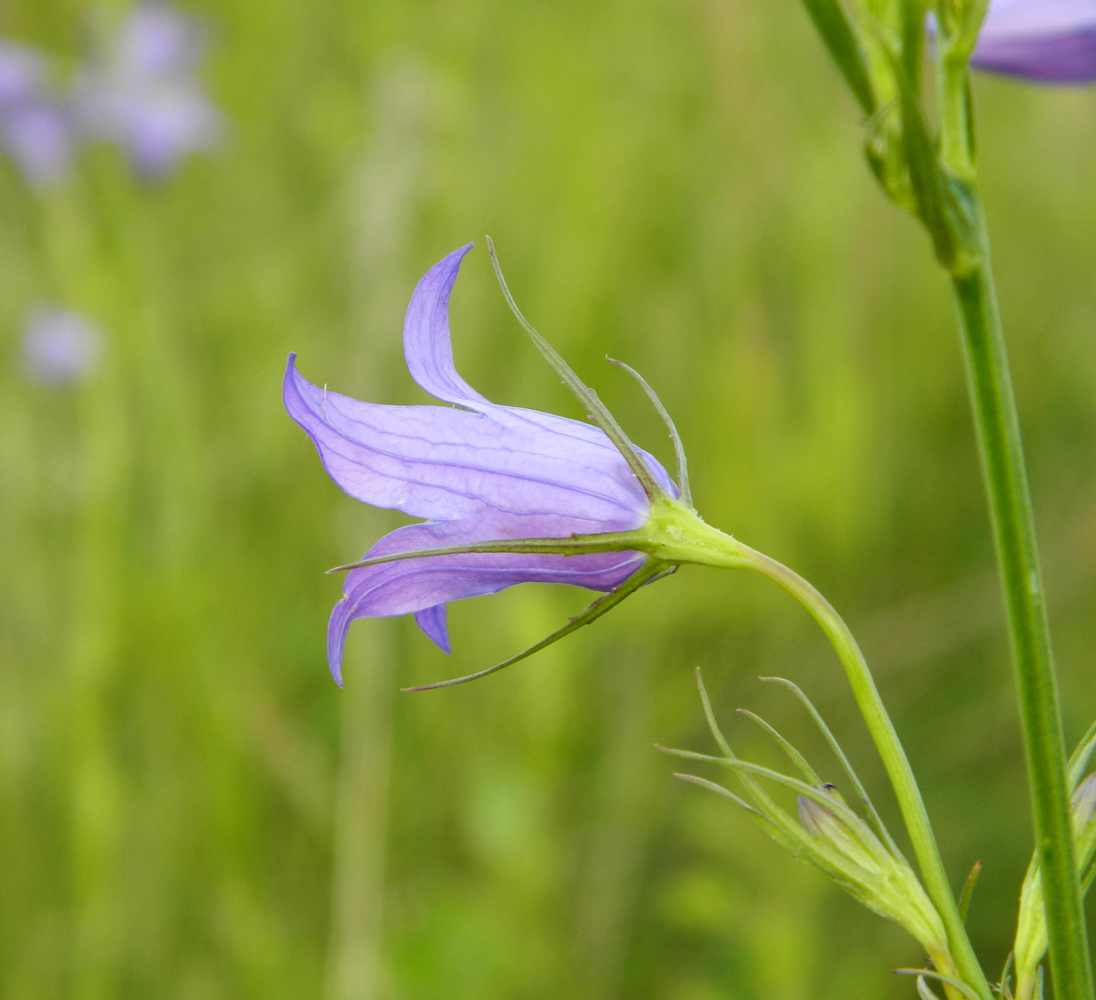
798;787;885;875
1071;772;1096;833
1014;772;1096;1000
795;785;948;959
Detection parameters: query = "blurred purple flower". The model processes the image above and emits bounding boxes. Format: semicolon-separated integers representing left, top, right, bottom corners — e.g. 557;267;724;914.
22;307;102;385
0;42;73;184
76;2;221;177
971;0;1096;82
285;244;678;684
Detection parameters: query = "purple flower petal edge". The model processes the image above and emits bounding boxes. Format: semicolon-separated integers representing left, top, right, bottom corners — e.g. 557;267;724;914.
972;0;1096;82
286;244;675;684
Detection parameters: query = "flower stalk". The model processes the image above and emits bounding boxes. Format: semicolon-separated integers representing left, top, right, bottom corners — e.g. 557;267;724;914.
933;22;1092;991
667;671;966;993
789;0;1096;995
949;227;1091;1000
734;543;992;1000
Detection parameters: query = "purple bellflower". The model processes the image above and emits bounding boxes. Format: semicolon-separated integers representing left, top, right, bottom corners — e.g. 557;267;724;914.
0;42;73;185
286;241;745;688
75;2;221;177
22;306;102;385
971;0;1096;82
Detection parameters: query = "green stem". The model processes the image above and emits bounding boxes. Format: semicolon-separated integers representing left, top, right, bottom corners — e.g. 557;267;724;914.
738;542;992;1000
950;223;1092;1000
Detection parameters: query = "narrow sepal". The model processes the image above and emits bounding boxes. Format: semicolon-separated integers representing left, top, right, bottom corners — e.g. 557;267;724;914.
607;357;692;508
958;860;983;923
760;676;903;860
663;748;868;826
916;975;946;1000
895;970;983;1000
1069;719;1096;787
401;558;667;691
486;237;666;500
328;531;645;573
672;773;768;821
736;708;823;786
665;763;850;875
695;668;734;759
901;0;929;91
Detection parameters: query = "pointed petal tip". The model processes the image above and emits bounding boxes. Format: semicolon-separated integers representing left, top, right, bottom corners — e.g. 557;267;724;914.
327;596;354;688
403;243;488;408
428;241;475;273
282;352;302;402
415;604;452;654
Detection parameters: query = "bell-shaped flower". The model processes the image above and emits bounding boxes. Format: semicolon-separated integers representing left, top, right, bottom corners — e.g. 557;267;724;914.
75;2;221;177
22;306;102;385
0;41;73;185
286;241;747;686
971;0;1096;83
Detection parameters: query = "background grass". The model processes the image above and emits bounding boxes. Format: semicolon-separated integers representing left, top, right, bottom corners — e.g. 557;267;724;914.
3;1;1096;998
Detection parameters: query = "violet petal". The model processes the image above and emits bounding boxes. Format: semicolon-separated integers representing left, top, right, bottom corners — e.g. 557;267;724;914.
972;0;1096;82
327;518;644;684
289;244;678;681
284;357;654;527
414;605;451;654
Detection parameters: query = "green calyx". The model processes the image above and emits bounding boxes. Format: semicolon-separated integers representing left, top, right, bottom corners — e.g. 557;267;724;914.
665;672;953;966
328;497;748;577
332;242;763;692
631;497;750;570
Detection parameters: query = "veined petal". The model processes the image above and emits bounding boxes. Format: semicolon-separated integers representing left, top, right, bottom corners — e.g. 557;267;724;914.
414;604;451;653
402;243;491;409
284;355;659;525
973;0;1096;81
326;517;645;683
398;244;679;499
291;243;685;681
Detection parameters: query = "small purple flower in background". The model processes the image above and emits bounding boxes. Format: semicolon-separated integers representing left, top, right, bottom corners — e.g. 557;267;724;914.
0;42;73;185
285;243;684;686
76;2;221;177
22;306;102;385
971;0;1096;83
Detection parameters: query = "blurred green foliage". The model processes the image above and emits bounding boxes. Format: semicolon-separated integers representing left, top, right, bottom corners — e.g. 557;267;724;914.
2;1;1096;998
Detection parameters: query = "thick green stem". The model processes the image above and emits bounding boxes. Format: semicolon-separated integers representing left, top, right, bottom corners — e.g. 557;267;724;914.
950;235;1092;1000
738;543;991;1000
